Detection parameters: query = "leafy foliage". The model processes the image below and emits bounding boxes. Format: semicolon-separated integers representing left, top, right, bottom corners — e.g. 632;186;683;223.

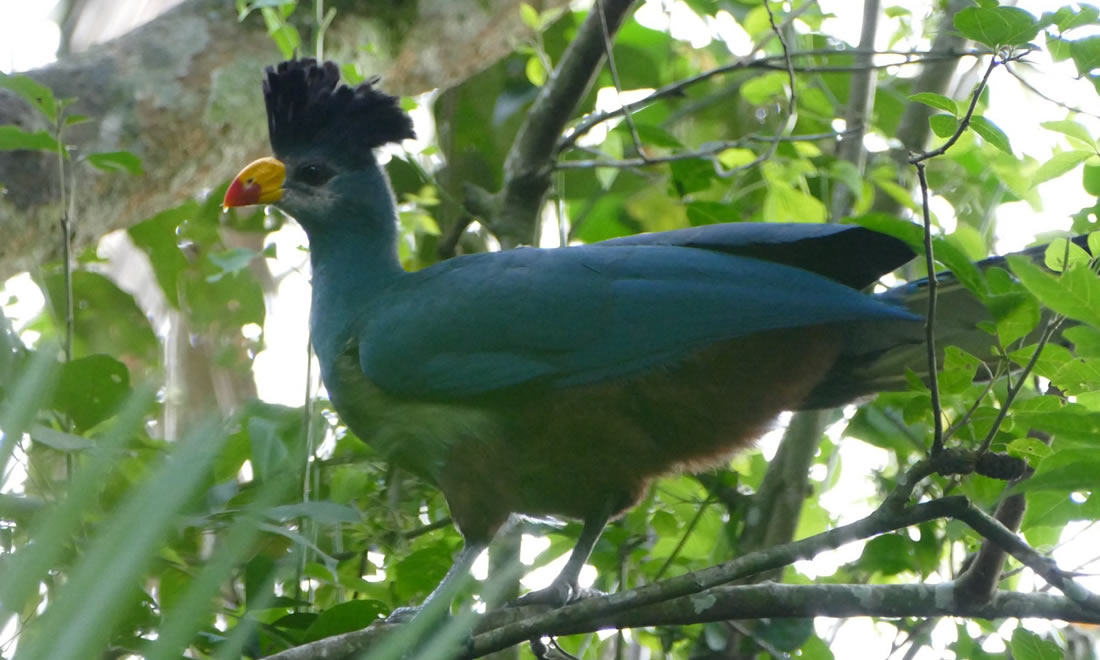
4;1;1100;658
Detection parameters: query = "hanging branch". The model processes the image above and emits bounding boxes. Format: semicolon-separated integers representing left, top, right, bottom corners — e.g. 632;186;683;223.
489;0;638;247
908;53;1004;456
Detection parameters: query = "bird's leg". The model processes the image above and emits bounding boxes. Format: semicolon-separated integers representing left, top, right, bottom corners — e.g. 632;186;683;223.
386;540;486;623
511;504;613;608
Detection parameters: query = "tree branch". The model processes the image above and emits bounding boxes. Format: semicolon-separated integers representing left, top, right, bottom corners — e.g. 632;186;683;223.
263;448;1099;658
263;584;1100;660
490;0;636;247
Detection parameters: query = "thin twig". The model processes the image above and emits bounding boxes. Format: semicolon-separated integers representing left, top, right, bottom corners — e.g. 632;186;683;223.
910;53;1003;166
907;52;1009;455
294;331;318;610
596;0;646;161
941;361;1001;444
976;317;1063;454
915;164;944;455
763;0;796;116
1005;63;1100;120
555;130;854;170
55;113;72;364
653;497;713;582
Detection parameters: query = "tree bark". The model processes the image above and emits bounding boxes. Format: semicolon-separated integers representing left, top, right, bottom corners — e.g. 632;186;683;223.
0;0;567;281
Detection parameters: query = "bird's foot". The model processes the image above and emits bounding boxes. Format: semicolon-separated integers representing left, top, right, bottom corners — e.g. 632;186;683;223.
384;605;421;623
509;581;604;609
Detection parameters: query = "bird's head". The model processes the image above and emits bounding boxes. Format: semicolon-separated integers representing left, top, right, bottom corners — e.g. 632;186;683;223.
223;59;415;231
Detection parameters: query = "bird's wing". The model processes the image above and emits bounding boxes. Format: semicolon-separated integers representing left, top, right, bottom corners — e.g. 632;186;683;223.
359;243;920;399
599;222;915;289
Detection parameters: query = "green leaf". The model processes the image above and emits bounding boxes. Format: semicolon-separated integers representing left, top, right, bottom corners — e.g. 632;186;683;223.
519;2;540;30
1047;32;1073;61
394;545;456;602
1009;344;1100;397
986;277;1040;348
248;416;288;483
929;114;958;138
0;125;59;151
87;151;143;175
1043;237;1092;272
1032;150;1094;186
1006;437;1053;466
303;600;388;642
754;618;815;654
859;534;914;576
740;72;789;105
718;147;757;168
0;72;58;121
1009;628;1063;660
933;236;988;298
650;510;679;537
525;56;547;86
41;270;159;365
53;354;131;433
1014;460;1100;492
1008;257;1100;329
1071;35;1100;76
181;260;265;331
954;6;1040;48
1065;324;1100;357
12;421;225;660
762;180;827;223
128;203;196;309
1052;5;1100;32
1041;119;1095;150
29;424;96;451
909;92;958;116
828;161;861;197
207;247;257;280
260;6;301;60
939;346;983;394
633;123;683;148
684;201;730;226
969;115;1013;155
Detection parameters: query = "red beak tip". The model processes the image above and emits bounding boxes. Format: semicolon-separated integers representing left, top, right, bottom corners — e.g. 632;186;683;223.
223;179;250;209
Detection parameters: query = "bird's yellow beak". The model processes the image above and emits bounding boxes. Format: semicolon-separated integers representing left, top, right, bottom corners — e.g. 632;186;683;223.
223;157;286;209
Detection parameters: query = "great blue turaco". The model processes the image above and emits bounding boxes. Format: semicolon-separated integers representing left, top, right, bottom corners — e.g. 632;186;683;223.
222;59;1052;616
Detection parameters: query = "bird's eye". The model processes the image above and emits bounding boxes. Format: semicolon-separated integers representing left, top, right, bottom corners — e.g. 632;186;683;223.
296;163;333;186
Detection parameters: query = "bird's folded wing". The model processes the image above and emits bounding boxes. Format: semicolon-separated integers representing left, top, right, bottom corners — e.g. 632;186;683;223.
359;245;920;399
599;222;915;289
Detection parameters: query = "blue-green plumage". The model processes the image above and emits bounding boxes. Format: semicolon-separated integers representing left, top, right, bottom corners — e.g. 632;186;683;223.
358;244;917;396
224;59;1005;614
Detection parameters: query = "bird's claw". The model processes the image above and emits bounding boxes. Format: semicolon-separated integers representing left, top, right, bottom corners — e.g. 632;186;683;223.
510;581;604;609
384;604;421;623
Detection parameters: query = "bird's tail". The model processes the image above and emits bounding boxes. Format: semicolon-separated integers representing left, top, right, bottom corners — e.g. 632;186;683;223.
801;240;1079;409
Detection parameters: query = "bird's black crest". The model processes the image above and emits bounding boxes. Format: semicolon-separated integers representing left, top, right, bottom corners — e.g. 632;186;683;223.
263;59;415;162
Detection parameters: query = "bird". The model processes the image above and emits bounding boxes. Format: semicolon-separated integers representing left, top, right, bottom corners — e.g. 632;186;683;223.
221;59;1007;615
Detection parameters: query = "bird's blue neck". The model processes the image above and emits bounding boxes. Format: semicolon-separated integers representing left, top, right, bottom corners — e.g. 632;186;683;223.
304;188;406;364
308;223;403;296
